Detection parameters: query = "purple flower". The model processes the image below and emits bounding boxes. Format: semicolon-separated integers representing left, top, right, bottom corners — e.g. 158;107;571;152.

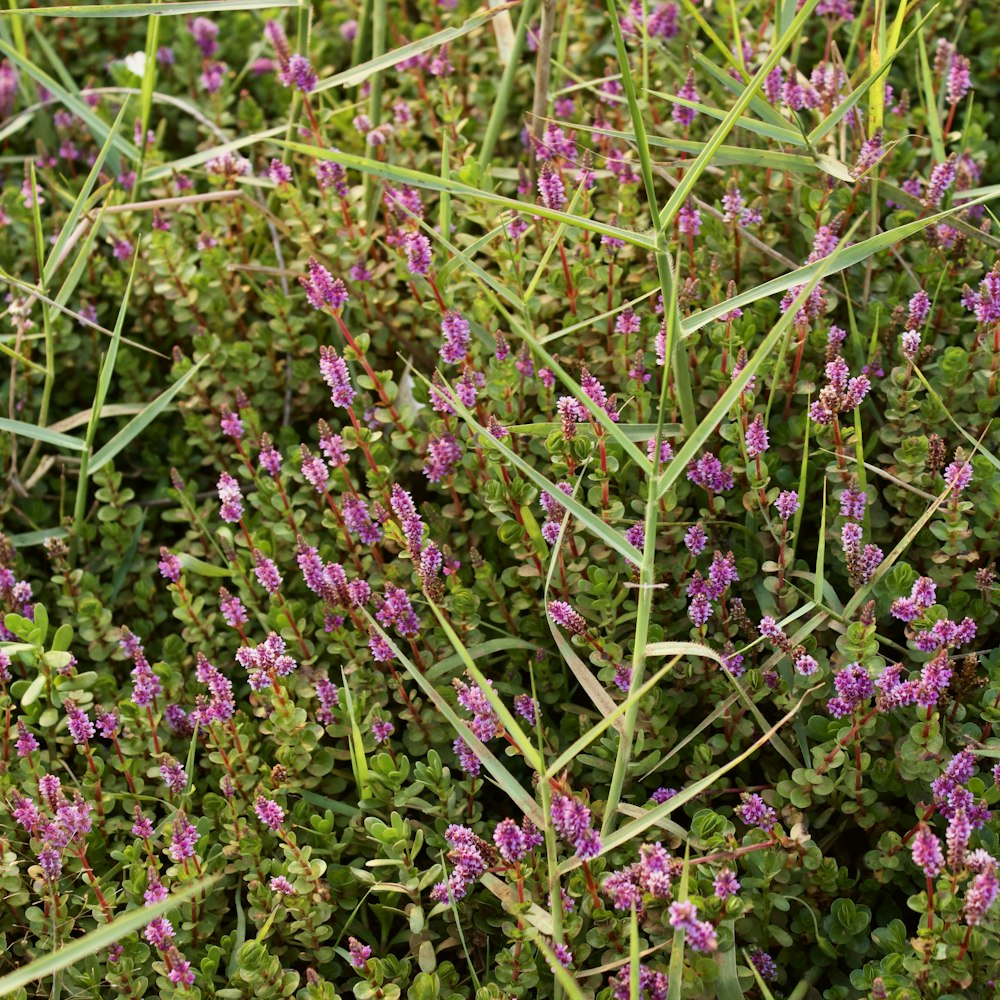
348;936;372;970
423;433;462;483
372;719;395;743
911;824;945;877
678;200;701;236
944;456;973;495
254;795;285;831
343;496;383;545
217;472;244;523
144;867;168;906
537;163;566;211
514;694;537;725
270;876;295;895
132;805;154;840
684;523;707;555
190;16;219;57
268;158;293;186
376;585;420;638
774;490;799;521
319;345;356;407
144;916;174;949
159;756;188;794
667;900;718;953
687;452;734;494
925;156;957;208
749;949;778;981
253;551;282;595
672;69;698;126
440;311;471;364
494;818;531;863
946;54;971;105
258;434;282;477
278;53;317;93
66;702;94;745
713;868;740;899
15;722;38;758
827;663;875;718
219;588;248;628
965;865;999;925
168;811;199;862
745;414;769;458
316;673;340;724
158;547;181;583
402;232;432;275
300;258;349;311
548;600;587;635
735;792;777;832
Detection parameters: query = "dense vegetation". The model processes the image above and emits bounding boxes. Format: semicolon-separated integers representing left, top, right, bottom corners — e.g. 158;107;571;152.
2;0;1000;997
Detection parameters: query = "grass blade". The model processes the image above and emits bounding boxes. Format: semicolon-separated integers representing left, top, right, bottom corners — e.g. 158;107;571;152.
314;1;520;92
0;418;84;452
277;142;657;249
0;38;137;166
87;355;209;476
4;0;302;15
0;874;220;996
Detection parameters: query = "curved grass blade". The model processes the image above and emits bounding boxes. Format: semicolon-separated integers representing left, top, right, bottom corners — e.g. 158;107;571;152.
314;1;520;92
365;616;544;826
559;685;817;874
681;197;993;335
277;141;656;249
0;873;220;996
0;38;137;165
87;355;209;476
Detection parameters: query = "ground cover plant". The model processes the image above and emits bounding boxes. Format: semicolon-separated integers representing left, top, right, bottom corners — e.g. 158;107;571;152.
2;0;1000;996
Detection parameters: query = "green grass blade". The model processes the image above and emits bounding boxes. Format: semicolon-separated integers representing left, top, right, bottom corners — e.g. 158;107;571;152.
688;49;799;134
425;598;543;770
87;355;209;476
665;846;689;1000
562;685;816;873
841;449;979;618
809;5;935;145
645;639;801;769
340;667;372;799
141;127;287;182
4;0;302;15
535;939;587;1000
44;106;127;286
277;142;656;250
0;873;220;996
478;0;537;173
682;193;995;336
427;371;641;562
0;38;137;165
565;118;815;167
714;925;746;1000
365;616;544;826
0;418;84;452
654;0;824;233
314;1;519;92
916;29;944;164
